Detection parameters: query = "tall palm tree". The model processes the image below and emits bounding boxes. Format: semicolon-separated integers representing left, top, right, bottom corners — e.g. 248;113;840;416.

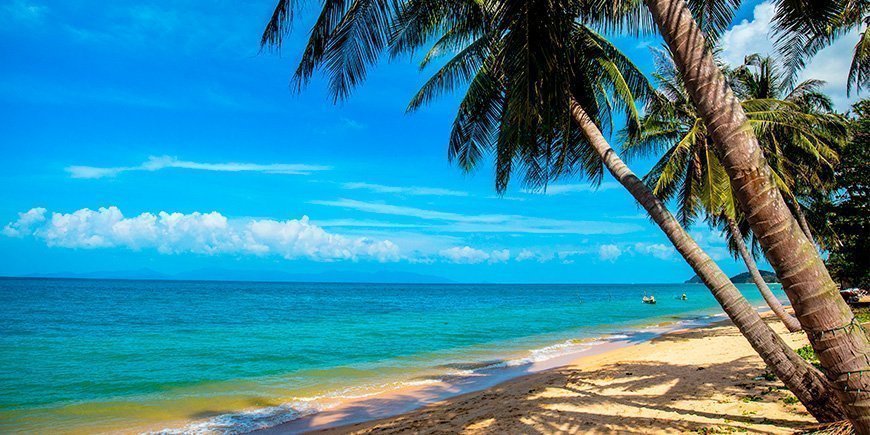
642;0;870;427
624;50;848;333
260;0;845;421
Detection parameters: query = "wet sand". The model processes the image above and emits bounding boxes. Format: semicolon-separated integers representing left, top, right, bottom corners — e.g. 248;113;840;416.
261;314;815;434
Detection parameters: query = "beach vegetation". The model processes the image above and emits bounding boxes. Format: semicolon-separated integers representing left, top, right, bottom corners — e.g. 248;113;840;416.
797;345;822;370
822;100;870;289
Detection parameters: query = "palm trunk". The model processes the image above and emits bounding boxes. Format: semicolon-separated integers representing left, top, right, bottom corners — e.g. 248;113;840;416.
726;217;802;332
643;0;870;429
568;98;844;422
791;199;817;245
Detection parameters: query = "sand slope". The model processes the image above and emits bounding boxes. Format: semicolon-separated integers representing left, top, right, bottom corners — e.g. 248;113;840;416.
320;317;815;434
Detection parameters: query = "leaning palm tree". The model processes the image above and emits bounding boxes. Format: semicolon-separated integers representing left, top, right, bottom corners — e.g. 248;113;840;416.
261;0;845;421
625;50;848;333
641;0;870;427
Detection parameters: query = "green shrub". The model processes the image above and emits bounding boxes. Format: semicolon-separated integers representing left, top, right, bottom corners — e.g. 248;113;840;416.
796;345;821;369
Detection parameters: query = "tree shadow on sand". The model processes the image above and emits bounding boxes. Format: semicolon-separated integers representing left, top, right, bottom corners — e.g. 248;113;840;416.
291;354;812;434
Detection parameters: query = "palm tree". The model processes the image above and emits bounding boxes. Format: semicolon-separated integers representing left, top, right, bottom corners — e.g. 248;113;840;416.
260;0;845;421
642;0;870;427
771;0;868;95
624;50;848;333
729;54;845;246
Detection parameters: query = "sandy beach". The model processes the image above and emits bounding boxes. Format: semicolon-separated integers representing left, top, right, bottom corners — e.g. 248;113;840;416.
261;314;816;434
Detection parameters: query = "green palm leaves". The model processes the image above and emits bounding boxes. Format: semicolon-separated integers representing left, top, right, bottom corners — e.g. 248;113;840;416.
772;0;869;95
263;0;654;193
625;50;847;232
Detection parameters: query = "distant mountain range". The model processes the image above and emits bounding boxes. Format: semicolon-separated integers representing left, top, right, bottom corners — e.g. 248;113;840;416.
14;268;454;284
685;270;779;284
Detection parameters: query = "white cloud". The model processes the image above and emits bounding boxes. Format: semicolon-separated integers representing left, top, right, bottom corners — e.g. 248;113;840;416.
522;182;620;195
439;246;510;264
2;0;46;24
340;118;367;129
516;249;536;261
341;182;468;197
718;0;859;110
311;199;642;235
66;156;330;179
2;207;47;237
633;242;675;260
598;244;622;261
490;249;511;263
719;2;777;66
4;206;400;262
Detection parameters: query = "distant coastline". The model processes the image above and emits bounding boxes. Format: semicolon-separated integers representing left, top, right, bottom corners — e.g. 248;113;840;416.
685;270;779;284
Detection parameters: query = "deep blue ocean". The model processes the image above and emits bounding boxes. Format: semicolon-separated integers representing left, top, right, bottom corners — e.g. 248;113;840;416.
0;278;783;433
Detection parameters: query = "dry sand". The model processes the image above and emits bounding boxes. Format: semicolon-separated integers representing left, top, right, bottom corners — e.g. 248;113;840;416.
300;315;816;434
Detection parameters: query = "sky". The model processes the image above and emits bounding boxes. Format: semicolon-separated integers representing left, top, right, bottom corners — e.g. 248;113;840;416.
0;0;860;283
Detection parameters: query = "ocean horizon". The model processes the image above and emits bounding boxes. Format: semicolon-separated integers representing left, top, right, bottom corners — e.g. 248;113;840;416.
0;278;785;434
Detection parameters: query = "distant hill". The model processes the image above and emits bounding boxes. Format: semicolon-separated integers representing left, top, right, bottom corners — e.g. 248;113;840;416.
685;270;779;284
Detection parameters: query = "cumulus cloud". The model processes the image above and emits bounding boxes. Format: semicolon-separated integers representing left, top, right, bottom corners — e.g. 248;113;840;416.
598;244;622;261
3;206;400;262
718;2;777;66
2;207;47;237
439;246;511;264
633;242;675;260
516;249;536;261
718;0;859;110
66;156;331;179
341;182;468;197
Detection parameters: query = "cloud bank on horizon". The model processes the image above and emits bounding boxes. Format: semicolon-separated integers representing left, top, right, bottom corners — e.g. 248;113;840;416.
2;206;679;266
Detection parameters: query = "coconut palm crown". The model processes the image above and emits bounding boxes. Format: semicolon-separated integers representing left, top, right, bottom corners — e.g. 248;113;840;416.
623;49;847;232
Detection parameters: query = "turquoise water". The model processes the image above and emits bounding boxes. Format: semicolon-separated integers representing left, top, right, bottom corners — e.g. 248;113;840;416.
0;278;783;433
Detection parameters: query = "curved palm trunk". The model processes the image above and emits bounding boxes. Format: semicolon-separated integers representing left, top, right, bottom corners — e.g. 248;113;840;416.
644;0;870;429
726;217;802;332
790;199;817;245
568;98;844;422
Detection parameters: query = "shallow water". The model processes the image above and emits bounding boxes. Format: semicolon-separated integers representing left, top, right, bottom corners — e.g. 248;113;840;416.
0;278;783;433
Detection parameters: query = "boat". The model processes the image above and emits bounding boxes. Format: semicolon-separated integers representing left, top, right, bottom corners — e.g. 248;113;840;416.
680;293;687;300
642;295;656;304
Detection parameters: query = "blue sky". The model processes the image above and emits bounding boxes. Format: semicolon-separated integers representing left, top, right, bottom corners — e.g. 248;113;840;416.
0;0;858;283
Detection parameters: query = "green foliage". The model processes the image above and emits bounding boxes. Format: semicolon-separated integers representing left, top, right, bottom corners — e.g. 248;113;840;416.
854;308;870;324
771;0;869;95
796;344;821;369
824;100;870;289
623;51;846;256
782;395;799;405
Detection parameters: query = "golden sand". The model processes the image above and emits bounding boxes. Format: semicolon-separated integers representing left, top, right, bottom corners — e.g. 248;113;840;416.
272;315;816;434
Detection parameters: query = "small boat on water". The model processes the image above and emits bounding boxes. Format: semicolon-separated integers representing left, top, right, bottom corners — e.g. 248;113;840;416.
642;295;656;304
680;293;687;300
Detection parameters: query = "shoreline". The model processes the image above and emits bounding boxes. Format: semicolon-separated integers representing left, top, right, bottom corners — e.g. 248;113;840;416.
249;313;735;434
145;310;731;434
296;313;813;434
